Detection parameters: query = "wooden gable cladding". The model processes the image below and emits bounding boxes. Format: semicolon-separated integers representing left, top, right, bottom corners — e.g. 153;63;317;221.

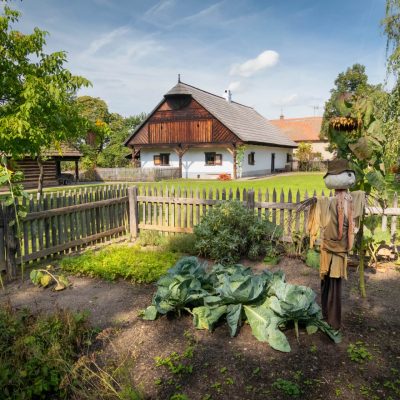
149;120;212;143
127;96;240;146
212;119;238;143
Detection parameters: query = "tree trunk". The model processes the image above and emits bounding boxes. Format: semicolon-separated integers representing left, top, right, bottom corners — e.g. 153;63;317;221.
37;156;44;198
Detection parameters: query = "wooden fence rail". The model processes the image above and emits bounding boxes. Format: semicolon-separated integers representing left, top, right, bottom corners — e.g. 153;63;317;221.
1;185;399;280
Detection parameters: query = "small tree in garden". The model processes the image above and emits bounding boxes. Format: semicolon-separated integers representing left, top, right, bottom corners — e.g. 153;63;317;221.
0;2;90;194
295;142;313;171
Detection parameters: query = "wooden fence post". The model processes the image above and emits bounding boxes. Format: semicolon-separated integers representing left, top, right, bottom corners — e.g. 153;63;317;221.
4;203;18;280
128;186;139;240
391;192;398;249
247;190;255;211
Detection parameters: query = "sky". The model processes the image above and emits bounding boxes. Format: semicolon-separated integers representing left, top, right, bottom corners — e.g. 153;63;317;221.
12;0;389;119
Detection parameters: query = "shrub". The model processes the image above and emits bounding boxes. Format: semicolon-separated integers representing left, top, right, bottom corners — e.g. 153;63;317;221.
165;234;197;254
60;245;180;282
193;201;282;263
0;305;90;399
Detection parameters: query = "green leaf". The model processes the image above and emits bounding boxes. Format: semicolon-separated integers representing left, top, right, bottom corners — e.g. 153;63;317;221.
306;324;318;335
143;305;158;321
243;304;272;342
226;304;242;337
366;170;386;192
30;269;43;285
192;305;227;331
266;324;291;352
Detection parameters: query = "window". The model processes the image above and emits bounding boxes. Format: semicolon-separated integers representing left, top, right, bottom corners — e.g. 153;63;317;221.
154;153;170;166
205;152;222;166
248;152;255;165
287;153;292;163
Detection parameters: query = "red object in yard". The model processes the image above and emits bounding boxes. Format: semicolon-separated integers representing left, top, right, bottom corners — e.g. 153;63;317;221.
218;173;231;181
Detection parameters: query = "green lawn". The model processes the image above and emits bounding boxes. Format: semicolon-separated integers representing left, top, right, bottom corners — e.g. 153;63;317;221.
3;172;400;202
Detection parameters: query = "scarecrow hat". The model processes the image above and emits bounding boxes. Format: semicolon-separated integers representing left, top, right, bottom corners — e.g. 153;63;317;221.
323;159;354;178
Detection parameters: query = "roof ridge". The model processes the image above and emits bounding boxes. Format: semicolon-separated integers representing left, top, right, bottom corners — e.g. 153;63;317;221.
270;116;323;121
179;81;254;109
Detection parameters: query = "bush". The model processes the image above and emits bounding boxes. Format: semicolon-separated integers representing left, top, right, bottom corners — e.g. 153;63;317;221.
60;245;180;282
193;201;282;264
0;305;90;399
165;234;197;254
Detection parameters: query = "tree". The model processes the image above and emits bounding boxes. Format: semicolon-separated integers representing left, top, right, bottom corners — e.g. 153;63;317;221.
295;142;313;171
75;96;111;169
382;0;400;168
97;113;146;167
0;2;90;194
0;3;90;160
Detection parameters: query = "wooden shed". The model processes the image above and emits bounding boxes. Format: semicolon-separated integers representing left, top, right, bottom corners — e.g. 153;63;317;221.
14;144;82;189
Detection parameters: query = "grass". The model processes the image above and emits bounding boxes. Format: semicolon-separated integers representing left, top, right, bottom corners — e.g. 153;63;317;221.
59;244;180;282
3;172;399;201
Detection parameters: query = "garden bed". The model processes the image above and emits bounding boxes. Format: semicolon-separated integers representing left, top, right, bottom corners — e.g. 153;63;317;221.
1;256;399;399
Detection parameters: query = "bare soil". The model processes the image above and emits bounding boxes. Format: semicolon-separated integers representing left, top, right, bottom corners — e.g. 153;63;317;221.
1;258;400;400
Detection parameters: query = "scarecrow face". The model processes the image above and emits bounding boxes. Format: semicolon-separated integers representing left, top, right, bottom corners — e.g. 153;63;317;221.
323;171;356;190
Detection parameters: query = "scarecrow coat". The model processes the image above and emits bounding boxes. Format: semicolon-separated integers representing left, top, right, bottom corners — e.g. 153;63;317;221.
307;191;366;279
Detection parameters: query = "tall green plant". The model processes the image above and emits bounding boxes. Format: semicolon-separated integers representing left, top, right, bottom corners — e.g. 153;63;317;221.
325;89;387;297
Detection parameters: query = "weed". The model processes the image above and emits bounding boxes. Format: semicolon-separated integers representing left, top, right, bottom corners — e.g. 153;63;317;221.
220;367;227;374
138;230;168;247
170;394;190;400
252;367;261;375
272;378;302;397
347;341;373;364
309;344;318;353
225;377;234;385
211;381;222;393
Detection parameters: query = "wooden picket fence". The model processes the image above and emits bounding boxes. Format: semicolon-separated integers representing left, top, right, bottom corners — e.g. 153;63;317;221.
0;185;399;280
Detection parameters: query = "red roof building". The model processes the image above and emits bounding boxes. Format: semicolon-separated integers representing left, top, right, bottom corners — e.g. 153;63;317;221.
269;116;333;160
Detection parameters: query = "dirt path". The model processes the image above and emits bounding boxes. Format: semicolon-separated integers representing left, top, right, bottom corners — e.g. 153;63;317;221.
1;258;400;400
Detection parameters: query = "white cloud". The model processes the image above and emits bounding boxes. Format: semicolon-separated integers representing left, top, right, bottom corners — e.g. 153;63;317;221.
86;26;130;56
273;93;299;106
228;81;243;93
144;0;176;19
230;50;279;77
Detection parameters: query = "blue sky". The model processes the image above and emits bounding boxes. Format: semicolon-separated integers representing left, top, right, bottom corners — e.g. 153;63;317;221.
14;0;388;119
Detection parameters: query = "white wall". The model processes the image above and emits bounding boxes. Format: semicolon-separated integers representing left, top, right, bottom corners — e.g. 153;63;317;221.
140;145;294;179
140;147;234;179
241;145;293;177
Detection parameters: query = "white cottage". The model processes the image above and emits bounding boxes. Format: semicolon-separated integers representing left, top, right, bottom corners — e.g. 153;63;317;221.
124;81;297;179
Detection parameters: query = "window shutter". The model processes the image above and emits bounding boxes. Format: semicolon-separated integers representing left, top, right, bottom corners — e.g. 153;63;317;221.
215;154;222;165
154;155;161;165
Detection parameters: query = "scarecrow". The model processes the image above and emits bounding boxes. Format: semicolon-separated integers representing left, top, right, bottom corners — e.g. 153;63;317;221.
303;159;366;330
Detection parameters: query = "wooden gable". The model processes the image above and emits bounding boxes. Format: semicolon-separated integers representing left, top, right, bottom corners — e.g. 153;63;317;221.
127;97;239;146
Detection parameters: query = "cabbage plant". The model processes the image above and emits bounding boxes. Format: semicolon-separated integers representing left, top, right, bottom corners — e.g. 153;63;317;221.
143;257;341;352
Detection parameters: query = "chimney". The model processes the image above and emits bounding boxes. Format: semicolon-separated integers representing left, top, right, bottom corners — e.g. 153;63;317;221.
280;114;284;120
224;89;232;103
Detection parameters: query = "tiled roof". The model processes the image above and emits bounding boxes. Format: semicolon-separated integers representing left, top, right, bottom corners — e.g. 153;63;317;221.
269;116;323;142
125;82;297;148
